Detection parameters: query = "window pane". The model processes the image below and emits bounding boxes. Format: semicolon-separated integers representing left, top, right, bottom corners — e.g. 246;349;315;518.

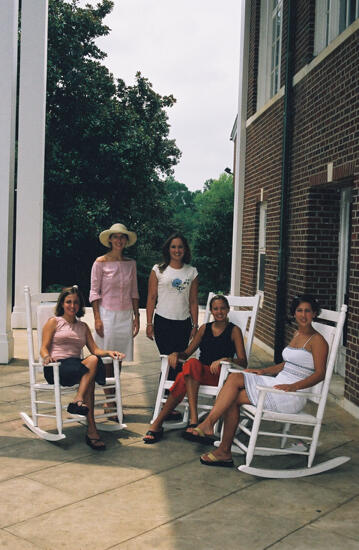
339;0;347;32
270;0;282;96
258;253;266;291
348;0;358;23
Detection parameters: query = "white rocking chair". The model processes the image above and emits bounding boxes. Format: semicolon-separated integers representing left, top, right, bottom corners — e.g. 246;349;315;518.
219;304;350;478
151;293;260;431
20;285;126;441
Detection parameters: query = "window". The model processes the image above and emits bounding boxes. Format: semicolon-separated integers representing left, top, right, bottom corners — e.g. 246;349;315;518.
257;202;267;294
257;0;283;110
314;0;359;54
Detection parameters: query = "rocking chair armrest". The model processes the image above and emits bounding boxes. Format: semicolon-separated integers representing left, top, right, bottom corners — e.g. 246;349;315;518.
111;357;121;375
159;354;186;364
256;385;317;399
228;364;246;372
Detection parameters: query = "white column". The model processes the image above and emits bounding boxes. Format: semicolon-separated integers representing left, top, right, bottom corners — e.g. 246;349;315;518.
0;1;18;362
230;1;250;295
12;0;49;328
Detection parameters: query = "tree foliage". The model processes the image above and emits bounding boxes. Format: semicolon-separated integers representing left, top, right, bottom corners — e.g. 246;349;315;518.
43;0;180;302
162;176;200;241
43;0;234;307
191;173;234;301
162;174;234;303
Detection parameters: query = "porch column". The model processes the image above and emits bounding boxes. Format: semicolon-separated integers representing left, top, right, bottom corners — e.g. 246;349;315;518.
12;0;49;328
230;1;250;295
0;0;18;362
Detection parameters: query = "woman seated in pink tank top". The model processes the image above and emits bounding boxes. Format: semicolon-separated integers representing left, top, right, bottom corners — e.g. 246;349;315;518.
40;285;125;451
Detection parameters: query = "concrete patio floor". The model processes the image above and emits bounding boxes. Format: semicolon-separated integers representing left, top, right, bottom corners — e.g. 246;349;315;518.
1;325;359;550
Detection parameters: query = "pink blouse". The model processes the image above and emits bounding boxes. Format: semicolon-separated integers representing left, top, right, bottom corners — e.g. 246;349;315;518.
89;259;139;311
49;317;87;360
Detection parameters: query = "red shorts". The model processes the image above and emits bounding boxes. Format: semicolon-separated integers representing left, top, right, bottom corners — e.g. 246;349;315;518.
169;357;220;401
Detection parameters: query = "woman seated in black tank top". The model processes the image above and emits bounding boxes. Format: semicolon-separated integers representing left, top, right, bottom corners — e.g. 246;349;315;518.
143;295;247;443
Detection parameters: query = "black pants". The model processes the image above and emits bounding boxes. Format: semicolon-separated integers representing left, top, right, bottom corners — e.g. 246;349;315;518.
154;314;192;381
44;356;106;386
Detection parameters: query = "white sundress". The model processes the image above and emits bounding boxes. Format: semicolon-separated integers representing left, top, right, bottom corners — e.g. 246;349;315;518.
243;344;315;414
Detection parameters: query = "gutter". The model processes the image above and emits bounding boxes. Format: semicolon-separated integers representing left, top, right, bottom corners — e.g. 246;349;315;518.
274;0;296;362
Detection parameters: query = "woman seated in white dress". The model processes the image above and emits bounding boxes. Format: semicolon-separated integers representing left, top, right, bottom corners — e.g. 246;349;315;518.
185;294;329;468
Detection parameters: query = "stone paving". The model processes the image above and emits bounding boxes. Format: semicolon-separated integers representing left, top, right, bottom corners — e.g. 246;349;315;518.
1;325;359;549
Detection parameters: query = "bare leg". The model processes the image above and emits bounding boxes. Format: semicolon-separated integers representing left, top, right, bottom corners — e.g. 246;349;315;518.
201;390;250;461
84;378;105;449
72;355;98;406
143;392;182;441
184;375;200;425
190;373;248;436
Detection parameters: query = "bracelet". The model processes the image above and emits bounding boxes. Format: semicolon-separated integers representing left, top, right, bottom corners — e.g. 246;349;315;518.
146;323;153;327
192;324;199;329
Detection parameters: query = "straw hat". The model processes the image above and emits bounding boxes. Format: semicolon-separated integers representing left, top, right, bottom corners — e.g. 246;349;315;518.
99;223;137;248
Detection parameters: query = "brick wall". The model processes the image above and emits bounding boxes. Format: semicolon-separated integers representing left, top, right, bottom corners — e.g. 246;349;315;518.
241;0;359;406
290;30;359;404
293;0;316;73
242;99;284;348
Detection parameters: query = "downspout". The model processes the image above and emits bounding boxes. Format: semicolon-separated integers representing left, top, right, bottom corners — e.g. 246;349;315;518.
274;0;296;363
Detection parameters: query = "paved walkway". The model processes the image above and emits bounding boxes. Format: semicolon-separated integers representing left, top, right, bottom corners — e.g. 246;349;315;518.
1;327;359;550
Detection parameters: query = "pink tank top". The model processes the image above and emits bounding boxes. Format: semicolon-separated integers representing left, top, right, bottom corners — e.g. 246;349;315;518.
49;317;87;360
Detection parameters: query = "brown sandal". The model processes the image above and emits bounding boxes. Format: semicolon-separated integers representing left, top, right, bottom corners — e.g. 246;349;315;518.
86;435;106;451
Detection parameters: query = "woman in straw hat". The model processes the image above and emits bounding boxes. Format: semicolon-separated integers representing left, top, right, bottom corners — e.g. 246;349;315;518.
90;223;139;417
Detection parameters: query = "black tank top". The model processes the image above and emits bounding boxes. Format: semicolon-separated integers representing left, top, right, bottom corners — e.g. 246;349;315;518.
199;322;236;365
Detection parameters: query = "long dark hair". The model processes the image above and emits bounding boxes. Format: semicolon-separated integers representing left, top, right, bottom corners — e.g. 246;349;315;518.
289;294;321;317
158;233;191;273
55;285;86;317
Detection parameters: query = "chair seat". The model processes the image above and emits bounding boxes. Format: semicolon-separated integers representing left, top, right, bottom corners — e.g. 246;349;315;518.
242;404;318;425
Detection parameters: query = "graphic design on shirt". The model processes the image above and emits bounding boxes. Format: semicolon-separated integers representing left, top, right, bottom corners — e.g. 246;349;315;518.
171;278;191;292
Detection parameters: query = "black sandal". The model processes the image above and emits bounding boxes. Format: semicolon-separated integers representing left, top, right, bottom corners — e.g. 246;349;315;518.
164;410;182;421
85;435;106;451
67;400;89;416
143;428;164;444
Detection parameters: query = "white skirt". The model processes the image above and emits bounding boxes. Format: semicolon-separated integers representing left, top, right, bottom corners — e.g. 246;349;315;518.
94;306;134;361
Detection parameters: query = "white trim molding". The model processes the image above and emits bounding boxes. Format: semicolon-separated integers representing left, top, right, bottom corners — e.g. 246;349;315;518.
0;0;18;362
230;0;251;295
12;0;49;328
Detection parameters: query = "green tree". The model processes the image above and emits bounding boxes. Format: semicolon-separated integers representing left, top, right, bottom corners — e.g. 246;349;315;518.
163;177;199;242
43;0;180;304
192;173;234;302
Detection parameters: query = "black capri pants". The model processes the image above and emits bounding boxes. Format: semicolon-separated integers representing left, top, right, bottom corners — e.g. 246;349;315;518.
154;314;192;381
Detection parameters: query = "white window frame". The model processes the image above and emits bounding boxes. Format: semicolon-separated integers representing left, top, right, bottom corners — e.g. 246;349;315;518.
257;201;267;299
314;0;359;54
257;0;283;110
